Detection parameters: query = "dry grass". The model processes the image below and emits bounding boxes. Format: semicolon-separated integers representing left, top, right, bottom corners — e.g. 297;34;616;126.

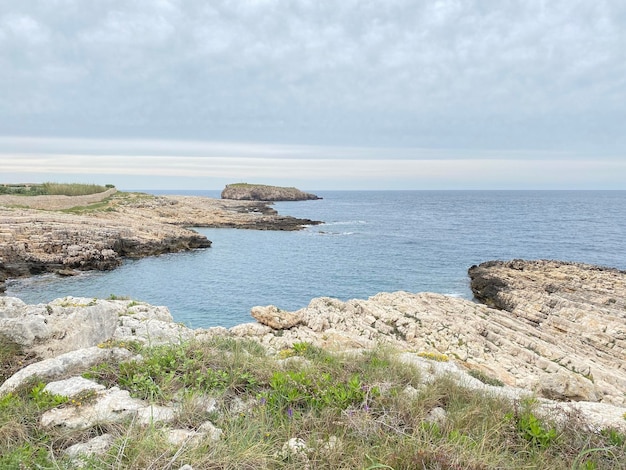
1;338;625;469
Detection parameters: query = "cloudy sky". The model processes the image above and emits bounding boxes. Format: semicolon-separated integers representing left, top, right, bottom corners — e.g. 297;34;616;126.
1;0;625;190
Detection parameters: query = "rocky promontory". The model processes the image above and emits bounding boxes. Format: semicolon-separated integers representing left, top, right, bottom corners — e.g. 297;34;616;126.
0;191;321;291
238;260;626;405
221;183;321;201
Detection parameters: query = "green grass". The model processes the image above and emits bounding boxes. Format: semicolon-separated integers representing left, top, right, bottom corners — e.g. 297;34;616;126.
1;338;625;469
0;182;113;197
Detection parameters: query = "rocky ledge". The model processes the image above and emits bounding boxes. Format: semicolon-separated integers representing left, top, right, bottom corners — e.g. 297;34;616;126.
221;183;321;201
0;192;321;291
1;259;625;437
244;263;626;408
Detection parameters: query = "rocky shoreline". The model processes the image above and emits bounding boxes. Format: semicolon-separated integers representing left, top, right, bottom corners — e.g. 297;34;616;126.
0;191;321;292
1;260;625;420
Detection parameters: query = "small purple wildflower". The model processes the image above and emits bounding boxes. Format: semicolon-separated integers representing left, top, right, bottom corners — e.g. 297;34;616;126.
287;407;294;419
259;397;267;406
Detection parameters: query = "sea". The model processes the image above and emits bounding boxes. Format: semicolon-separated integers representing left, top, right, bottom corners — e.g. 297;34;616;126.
4;190;626;329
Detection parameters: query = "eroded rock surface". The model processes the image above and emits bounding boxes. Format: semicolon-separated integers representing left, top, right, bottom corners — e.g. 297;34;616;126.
229;261;626;407
469;260;626;400
221;183;320;201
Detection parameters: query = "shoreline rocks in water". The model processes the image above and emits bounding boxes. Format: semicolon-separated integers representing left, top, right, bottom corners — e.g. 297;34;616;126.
0;191;321;291
221;183;321;201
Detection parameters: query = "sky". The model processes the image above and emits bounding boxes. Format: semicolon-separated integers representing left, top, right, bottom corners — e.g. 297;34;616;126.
1;0;625;190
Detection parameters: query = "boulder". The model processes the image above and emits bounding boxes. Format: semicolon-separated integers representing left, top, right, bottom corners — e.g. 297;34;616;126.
251;305;302;329
0;347;133;395
536;371;599;402
64;433;115;460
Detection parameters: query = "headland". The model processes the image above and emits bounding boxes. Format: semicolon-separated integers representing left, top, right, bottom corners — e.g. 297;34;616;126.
0;189;321;292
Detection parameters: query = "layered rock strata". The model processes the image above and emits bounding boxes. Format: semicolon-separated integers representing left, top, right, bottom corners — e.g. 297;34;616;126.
235;260;626;407
221;183;321;201
0;192;320;291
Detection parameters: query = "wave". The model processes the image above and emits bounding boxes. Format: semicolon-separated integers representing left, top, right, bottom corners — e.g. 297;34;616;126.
316;230;355;236
321;220;367;226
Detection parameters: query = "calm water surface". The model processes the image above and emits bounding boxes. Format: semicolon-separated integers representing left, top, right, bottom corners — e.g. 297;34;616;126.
5;190;626;328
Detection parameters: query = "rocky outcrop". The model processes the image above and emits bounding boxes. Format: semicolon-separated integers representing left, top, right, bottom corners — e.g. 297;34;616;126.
229;289;626;406
227;260;626;407
0;192;321;291
468;260;626;398
221;183;321;201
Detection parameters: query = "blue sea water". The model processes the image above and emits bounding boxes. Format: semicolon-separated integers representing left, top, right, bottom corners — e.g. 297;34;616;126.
5;190;626;328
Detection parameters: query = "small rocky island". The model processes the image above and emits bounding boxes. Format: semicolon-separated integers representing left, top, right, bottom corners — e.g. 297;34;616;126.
221;183;321;201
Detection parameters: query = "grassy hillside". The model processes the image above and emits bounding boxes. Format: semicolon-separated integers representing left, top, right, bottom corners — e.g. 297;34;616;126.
0;182;114;197
1;338;624;469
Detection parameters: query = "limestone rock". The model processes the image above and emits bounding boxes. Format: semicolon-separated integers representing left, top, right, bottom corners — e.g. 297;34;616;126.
0;347;133;395
280;437;309;460
469;259;626;404
0;296;189;363
44;377;106;398
167;421;222;446
64;433;115;459
240;273;626;405
40;387;146;430
251;305;302;329
221;183;321;201
535;371;599;402
40;386;176;430
425;407;448;426
198;421;223;441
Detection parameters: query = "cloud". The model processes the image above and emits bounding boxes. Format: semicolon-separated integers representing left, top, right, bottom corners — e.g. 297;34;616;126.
0;0;625;153
0;1;624;191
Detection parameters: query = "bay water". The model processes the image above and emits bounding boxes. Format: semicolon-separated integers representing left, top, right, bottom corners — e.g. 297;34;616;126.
5;190;626;328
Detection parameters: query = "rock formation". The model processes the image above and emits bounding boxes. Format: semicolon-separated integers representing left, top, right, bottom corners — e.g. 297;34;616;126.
0;191;321;291
233;260;626;407
221;183;321;201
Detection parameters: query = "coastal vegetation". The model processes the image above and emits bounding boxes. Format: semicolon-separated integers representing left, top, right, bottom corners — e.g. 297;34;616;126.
0;338;624;469
0;182;113;197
